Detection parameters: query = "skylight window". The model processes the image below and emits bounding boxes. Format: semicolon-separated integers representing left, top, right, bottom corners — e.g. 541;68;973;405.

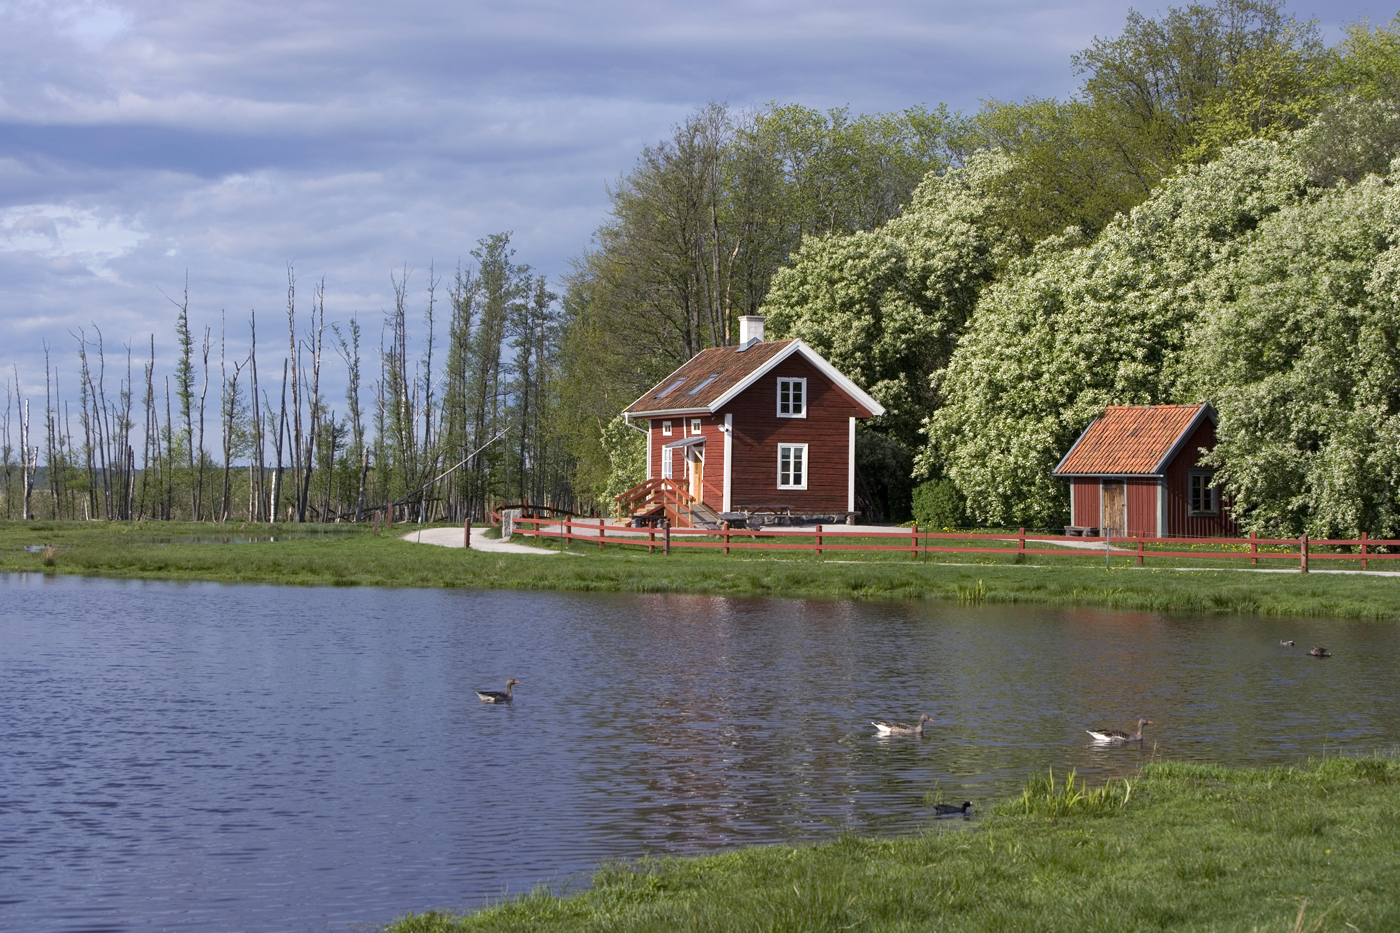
686;374;719;395
655;377;686;399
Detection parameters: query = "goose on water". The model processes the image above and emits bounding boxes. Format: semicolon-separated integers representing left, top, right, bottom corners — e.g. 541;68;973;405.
872;714;933;736
475;678;520;703
1085;717;1153;744
1309;646;1331;657
933;801;973;817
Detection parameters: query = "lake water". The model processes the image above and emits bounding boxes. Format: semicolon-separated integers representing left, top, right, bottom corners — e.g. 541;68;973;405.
2;574;1397;932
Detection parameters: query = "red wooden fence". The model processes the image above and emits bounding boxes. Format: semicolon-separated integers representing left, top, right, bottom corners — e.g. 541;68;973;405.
509;519;1400;572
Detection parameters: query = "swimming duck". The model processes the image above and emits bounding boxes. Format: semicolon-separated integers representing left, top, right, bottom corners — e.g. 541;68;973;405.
1280;640;1295;646
1086;717;1153;744
933;801;973;817
475;678;520;703
872;714;933;736
1309;646;1331;657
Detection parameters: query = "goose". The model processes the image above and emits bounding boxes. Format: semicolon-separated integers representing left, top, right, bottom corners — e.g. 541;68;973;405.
1309;646;1331;657
872;714;933;736
1086;717;1153;744
933;801;973;817
1280;640;1295;647
475;678;520;703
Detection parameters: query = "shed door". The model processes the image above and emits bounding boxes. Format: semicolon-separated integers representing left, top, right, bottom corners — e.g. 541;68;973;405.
1101;482;1126;537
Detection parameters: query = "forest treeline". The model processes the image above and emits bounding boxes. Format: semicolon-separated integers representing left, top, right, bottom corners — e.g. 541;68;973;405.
6;0;1400;533
569;0;1400;537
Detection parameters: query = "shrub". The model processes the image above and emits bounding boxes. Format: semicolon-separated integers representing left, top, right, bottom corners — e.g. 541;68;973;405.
912;478;966;529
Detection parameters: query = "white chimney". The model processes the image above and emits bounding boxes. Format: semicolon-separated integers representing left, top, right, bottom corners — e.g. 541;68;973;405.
738;315;765;348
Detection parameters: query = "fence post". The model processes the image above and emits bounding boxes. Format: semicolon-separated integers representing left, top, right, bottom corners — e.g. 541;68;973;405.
565;516;572;551
663;520;671;556
648;525;655;555
911;523;918;561
464;517;471;549
1361;531;1369;571
723;521;730;556
1250;531;1257;566
815;523;823;559
1018;526;1025;559
1137;539;1144;567
598;520;606;551
1300;533;1309;574
373;509;380;536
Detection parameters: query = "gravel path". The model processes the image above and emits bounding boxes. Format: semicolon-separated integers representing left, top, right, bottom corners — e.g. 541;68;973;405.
400;527;560;554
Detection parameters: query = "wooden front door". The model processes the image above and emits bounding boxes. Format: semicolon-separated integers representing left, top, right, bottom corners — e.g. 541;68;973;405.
1101;481;1126;537
688;446;704;501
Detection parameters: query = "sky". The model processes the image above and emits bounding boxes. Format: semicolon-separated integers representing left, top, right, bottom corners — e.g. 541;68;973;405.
0;0;1380;399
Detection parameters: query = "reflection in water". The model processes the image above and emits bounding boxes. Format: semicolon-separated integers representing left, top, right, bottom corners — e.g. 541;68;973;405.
2;574;1398;933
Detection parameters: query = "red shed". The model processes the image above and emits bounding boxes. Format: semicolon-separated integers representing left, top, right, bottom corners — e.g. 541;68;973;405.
620;316;884;527
1052;403;1238;538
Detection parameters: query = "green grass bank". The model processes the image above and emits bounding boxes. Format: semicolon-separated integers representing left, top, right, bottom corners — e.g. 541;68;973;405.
4;520;1400;620
390;756;1400;933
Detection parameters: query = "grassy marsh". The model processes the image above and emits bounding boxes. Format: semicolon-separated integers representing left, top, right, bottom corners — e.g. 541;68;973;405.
389;755;1400;932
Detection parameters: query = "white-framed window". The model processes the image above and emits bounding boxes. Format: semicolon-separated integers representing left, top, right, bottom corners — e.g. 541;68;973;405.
661;420;672;437
777;377;806;418
661;447;674;479
777;443;808;490
691;418;703;435
1189;471;1217;515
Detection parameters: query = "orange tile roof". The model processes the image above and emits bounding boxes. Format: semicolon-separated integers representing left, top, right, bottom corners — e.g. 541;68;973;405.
1054;404;1211;476
623;339;798;415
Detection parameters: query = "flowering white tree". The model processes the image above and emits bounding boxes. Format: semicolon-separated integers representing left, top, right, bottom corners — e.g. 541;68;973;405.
762;153;1023;447
1188;165;1400;537
925;139;1308;527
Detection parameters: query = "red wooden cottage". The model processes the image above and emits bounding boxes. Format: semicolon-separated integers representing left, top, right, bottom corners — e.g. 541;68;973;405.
619;316;885;528
1052;403;1238;538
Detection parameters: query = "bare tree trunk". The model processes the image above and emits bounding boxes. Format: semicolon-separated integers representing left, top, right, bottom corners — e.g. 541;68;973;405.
137;337;156;522
18;389;33;521
297;279;325;522
164;377;176;520
195;327;211;521
286;267;303;521
249;312;264;522
270;359;289;523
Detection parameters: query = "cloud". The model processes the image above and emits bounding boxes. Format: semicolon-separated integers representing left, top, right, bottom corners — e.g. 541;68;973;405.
0;203;145;275
0;0;1364;402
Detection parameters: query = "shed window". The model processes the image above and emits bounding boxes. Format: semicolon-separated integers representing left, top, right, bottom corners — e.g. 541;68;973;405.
777;378;806;418
661;420;672;437
1189;471;1217;515
662;447;674;479
691;418;703;435
778;444;808;490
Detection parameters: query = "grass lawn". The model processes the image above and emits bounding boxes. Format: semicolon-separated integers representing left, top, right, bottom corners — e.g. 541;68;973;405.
388;755;1400;932
4;520;1400;620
